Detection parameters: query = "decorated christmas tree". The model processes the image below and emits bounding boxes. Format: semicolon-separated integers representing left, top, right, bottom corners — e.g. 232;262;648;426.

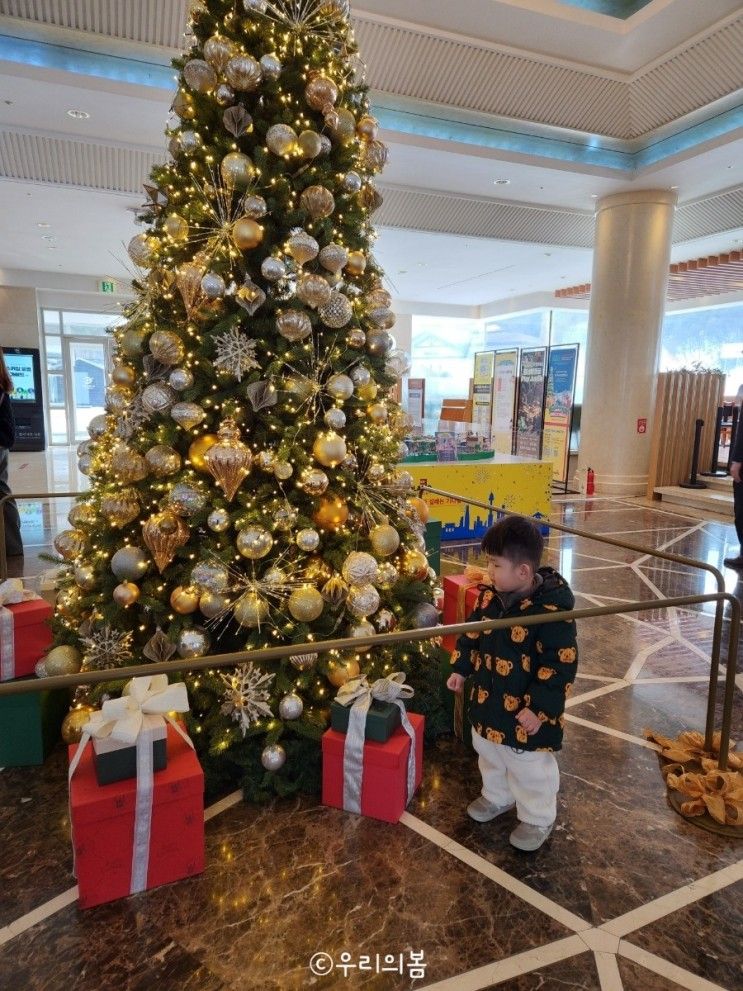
48;0;446;798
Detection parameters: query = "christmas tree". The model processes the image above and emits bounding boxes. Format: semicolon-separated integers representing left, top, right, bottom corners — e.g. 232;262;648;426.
49;0;447;799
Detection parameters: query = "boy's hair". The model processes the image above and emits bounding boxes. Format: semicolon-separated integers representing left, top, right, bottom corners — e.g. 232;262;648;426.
481;516;544;572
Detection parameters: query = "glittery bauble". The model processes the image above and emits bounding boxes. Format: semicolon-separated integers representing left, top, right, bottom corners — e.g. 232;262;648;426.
200;271;226;300
225;55;262;91
261;256;286;281
242;0;266;10
300;185;335;220
288;586;324;622
279;692;303;720
88;413;108;438
374;609;396;633
261;743;286;772
259;51;282;80
274;506;298;530
370;308;396;332
313;493;349;530
406;496;430;523
215;82;235;105
234;593;269;627
203;34;236;72
266;123;297;155
128;233;155;267
368;403;389;424
407;602;439;629
347;327;366;349
199;591;229;619
43;645;83;677
177;627;210;659
274;461;293;481
101;489;140;528
301;468;329;495
340;452;358;473
207;508;230;532
366;331;393;357
313;431;347;467
291;651;317;672
297;273;331;309
276;309;312;342
111;446;148;483
54;529;86;561
326;374;354;401
169;367;194;391
367;286;392;309
401;549;429;581
106;384;132;413
148;330;185;366
349;620;375;638
361;139;388;173
319;292;353;329
171;402;206;429
286;230;319;265
111;546;149;581
69;502;96;527
73;564;97;591
191;561;229;592
305;74;338;110
349;365;371;387
141;382;177;414
112;364;136;387
221;151;254;189
357;381;378;401
342;552;378;586
326;656;360;688
328;107;356;144
346;583;380;619
343;171;364;194
370;523;400;557
61;706;96;745
232;216;264;250
183;58;217;93
324;408;346;431
179;129;201;154
318;243;348;274
394;469;414;490
375;561;399;589
237;526;273;560
142;511;189;573
204;420;252;502
113;581;140;607
297;129;323;158
296;528;320;552
121;327;147;356
357;115;379;140
187;434;218;472
168;482;207;516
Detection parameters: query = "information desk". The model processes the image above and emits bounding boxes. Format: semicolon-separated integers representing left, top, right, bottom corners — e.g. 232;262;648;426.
403;455;552;541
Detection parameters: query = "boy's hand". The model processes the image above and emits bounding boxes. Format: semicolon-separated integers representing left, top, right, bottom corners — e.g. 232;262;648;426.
447;673;466;693
516;708;542;735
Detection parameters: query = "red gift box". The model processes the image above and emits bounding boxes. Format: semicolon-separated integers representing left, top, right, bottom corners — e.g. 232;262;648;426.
69;723;204;909
442;574;487;653
322;712;424;823
0;598;53;681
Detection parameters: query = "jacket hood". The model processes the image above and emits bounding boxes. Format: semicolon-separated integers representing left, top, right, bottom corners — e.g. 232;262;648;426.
533;566;575;611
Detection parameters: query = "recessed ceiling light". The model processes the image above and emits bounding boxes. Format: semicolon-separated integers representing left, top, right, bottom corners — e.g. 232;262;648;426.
41;234;55;241
36;222;51;228
493;178;510;185
670;185;679;190
66;109;90;119
47;245;58;250
590;194;598;199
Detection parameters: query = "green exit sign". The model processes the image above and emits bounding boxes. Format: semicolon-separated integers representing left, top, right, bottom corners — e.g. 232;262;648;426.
99;279;117;294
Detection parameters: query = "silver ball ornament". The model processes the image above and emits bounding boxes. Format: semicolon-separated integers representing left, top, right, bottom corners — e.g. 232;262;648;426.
111;546;149;581
261;256;286;282
191;561;230;592
168;482;207;516
177;627;210;658
407;603;440;629
346;584;381;619
296;528;320;552
169;367;194;391
208;508;231;532
279;693;303;720
349;620;375;638
324;408;346;430
342;551;378;585
260;53;282;80
237;526;273;559
261;743;286;772
326;373;354;401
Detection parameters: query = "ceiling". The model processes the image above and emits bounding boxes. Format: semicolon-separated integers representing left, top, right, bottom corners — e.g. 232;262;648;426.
0;0;741;308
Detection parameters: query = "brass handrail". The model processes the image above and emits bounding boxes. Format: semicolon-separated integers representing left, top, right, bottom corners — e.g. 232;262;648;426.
0;491;84;581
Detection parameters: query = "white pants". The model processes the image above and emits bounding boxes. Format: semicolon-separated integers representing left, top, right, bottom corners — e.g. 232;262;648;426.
471;728;559;828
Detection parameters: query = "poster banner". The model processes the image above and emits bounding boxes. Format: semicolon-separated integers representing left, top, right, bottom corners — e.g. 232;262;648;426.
542;345;579;484
514;348;547;460
472;352;495;429
492;349;519;454
407;378;425;425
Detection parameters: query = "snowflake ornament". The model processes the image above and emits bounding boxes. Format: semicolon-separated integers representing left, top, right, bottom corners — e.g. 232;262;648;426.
213;327;261;382
219;662;275;737
80;625;134;670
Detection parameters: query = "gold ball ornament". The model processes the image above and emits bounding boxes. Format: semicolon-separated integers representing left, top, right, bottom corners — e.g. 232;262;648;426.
225;55;263;92
244;195;268;218
367;286;393;309
164;214;189;241
54;529;87;561
43;645;83;677
375;561;399;589
170;585;200;614
326;656;360;689
300;468;329;495
370;523;400;557
127;233;156;267
111;545;149;581
406;496;430;524
342;551;378;585
203;34;236;72
266;123;298;156
204;420;252;502
68;502;96;527
274;461;293;481
145;445;182;478
297;273;332;309
305;75;338;110
276;309;313;342
288;586;324;623
207;508;231;533
237;526;273;559
346;251;367;276
346;583;381;618
326;373;354;401
55;586;81;620
172;89;196;119
347;328;366;349
366;331;394;357
220;152;254;189
74;564;97;591
319;293;353;329
111;446;148;484
349;620;375;638
113;582;140;607
360;138;389;173
141;382;178;413
357;115;379;140
313;493;349;531
121;327;147;357
112;364;136;387
183;58;217;93
313;431;347;468
149;330;186;366
327;107;357;144
357;381;378;402
199;591;229;619
61;706;96;745
232;216;264;250
402;548;429;580
297;129;323;158
105;384;133;414
188;434;219;472
101;489;140;529
367;402;388;424
296;528;320;552
300;185;335;220
234;593;269;628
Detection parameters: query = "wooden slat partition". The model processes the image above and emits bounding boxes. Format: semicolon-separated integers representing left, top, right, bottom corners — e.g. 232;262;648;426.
647;371;725;497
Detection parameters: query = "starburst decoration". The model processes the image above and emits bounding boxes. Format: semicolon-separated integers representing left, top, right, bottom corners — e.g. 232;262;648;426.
213;327;261;381
219;662;275;737
260;0;350;46
80;625;134;671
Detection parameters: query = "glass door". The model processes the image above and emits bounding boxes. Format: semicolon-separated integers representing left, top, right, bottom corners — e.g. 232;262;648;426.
62;337;115;443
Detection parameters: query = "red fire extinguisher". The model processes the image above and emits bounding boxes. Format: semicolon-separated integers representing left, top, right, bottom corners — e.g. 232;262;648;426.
586;467;595;496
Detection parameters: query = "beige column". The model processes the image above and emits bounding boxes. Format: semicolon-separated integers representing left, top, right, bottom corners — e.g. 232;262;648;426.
576;189;677;496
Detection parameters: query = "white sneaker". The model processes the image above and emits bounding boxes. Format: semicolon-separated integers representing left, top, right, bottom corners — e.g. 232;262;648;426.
466;796;516;822
509;821;554;851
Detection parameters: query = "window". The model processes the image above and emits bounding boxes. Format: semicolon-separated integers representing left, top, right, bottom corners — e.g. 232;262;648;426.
661;302;743;395
410;316;485;421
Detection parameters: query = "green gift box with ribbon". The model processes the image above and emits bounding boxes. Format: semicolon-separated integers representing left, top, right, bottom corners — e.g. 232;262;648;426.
0;678;69;766
330;698;401;743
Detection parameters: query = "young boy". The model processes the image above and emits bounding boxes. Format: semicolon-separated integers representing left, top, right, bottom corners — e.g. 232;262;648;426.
447;515;578;852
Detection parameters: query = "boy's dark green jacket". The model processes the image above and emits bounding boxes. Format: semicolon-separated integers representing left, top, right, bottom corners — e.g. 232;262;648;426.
450;567;578;752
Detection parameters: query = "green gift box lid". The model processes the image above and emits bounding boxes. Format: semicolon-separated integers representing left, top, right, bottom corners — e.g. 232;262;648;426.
0;679;69;766
330;698;402;743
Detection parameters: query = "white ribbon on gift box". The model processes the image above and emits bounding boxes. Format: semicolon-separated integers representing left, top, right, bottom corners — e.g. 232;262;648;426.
334;672;417;816
0;577;42;682
68;674;193;894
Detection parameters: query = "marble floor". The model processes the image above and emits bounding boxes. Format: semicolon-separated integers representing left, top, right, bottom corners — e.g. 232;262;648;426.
0;453;741;989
